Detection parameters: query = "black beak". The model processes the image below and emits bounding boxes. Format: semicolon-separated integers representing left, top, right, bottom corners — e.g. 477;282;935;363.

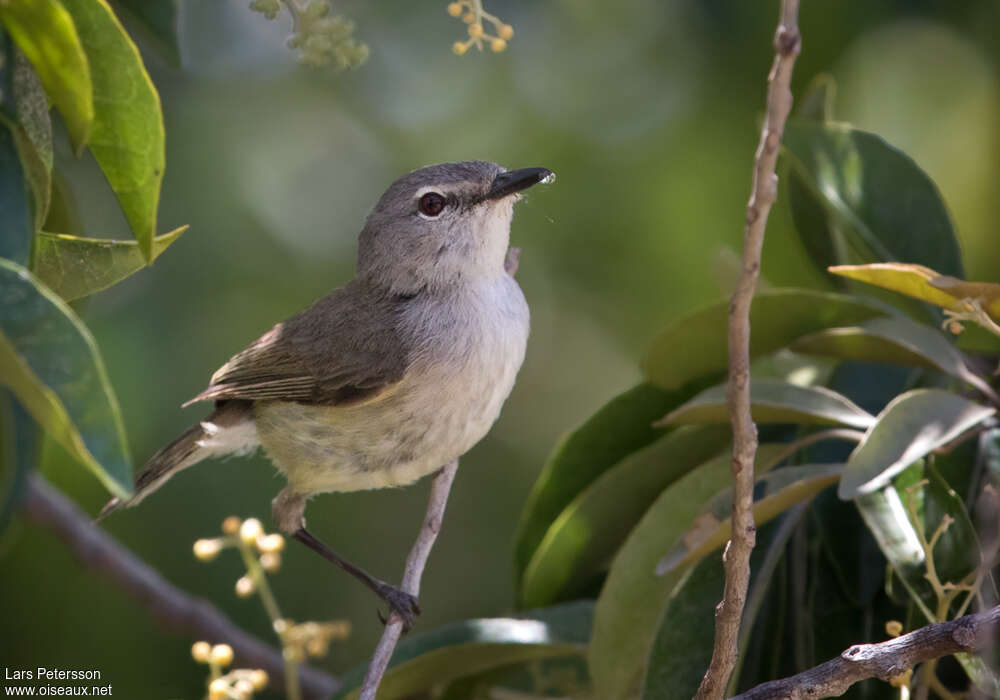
486;167;555;200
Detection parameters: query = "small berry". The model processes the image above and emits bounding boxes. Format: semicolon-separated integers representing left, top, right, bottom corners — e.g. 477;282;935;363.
498;23;514;40
447;2;463;17
191;641;212;663
490;37;507;52
948;320;964;335
452;41;468;55
273;619;289;635
240;518;263;544
461;12;475;23
222;516;241;534
211;643;235;667
233;678;255;697
468;23;483;38
236;576;256;598
208;678;229;700
249;670;269;691
260;552;282;572
885;620;903;637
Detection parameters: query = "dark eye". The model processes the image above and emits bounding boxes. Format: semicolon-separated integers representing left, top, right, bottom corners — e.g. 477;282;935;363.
418;192;446;217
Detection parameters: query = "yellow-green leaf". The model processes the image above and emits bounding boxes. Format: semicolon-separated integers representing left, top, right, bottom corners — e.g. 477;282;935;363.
0;0;94;149
32;225;187;301
0;257;131;497
61;0;165;262
829;263;1000;321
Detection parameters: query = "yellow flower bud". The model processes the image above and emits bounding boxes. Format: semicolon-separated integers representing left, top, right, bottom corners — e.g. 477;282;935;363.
211;643;234;667
461;12;475;23
468;23;483;38
447;2;463;17
208;678;229;700
256;533;285;554
498;24;514;40
885;620;903;637
948;320;964;335
273;619;289;635
239;518;263;544
260;552;282;572
490;37;507;52
452;41;468;55
235;576;256;598
306;637;329;658
191;641;212;663
249;669;269;691
193;538;223;561
233;678;254;697
222;516;241;534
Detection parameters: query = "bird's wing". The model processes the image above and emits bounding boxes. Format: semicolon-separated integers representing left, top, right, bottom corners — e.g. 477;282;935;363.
184;283;410;408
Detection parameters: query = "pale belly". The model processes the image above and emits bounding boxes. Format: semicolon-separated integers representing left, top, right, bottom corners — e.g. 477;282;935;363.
254;280;528;494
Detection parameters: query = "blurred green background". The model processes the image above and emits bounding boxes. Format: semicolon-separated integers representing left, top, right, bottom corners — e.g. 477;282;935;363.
3;0;1000;696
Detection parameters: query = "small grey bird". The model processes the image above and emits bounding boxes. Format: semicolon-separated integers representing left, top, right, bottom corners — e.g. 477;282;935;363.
100;161;553;624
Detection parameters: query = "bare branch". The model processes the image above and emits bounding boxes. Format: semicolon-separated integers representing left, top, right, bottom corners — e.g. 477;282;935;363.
20;474;338;700
729;605;1000;700
695;2;802;699
358;459;460;700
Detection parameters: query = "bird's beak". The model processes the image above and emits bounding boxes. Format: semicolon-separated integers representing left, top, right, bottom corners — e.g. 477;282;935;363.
486;167;556;200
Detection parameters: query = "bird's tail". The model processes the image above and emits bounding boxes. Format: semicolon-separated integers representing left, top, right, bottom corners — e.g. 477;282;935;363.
97;401;255;521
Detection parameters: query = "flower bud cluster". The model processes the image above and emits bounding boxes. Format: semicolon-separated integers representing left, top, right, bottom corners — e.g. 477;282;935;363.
192;642;269;700
447;1;513;55
249;0;368;69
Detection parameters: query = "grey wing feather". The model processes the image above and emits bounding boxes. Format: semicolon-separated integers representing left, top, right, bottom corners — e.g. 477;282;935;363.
184;282;410;407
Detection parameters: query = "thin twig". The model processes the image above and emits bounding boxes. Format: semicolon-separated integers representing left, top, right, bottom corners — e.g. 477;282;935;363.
694;3;801;699
358;460;460;699
729;605;1000;700
20;474;338;700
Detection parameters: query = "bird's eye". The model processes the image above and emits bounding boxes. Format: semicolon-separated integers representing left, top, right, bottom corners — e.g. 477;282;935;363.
418;192;447;217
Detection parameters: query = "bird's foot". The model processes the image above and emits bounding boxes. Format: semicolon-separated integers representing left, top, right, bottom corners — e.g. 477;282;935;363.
375;583;421;631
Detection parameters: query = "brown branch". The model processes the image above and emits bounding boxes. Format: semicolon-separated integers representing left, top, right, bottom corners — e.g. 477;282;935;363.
20;473;338;700
358;459;460;700
729;605;1000;700
694;3;802;700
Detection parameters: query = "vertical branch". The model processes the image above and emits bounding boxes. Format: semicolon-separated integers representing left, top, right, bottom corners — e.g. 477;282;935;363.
694;3;801;700
358;460;460;700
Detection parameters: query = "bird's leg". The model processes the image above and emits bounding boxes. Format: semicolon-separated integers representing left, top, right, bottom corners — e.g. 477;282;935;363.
273;487;419;628
292;528;420;628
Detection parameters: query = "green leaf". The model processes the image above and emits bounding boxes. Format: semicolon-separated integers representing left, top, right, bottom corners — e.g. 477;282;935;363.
656;463;844;577
0;394;37;532
0;0;94;150
642;289;888;391
514;382;692;596
839;389;995;499
61;0;165;262
32;225;187;301
10;49;54;232
641;554;723;700
0;121;32;265
924;464;979;588
790;316;999;404
589;449;733;700
335;602;592;700
783;120;964;278
520;425;730;609
0;257;131;497
795;73;836;122
645;509;807;700
658;378;875;430
110;0;181;66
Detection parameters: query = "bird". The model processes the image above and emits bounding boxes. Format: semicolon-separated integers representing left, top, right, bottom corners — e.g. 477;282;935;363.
99;161;554;625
